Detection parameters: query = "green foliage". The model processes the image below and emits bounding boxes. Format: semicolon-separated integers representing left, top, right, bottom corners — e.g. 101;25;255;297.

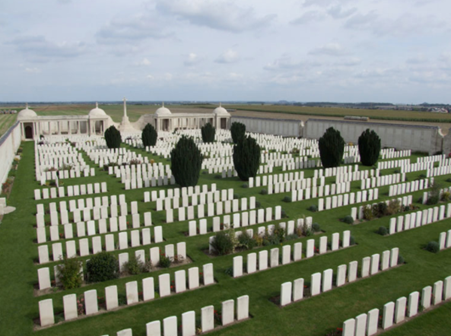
158;255;172;268
104;126;122;149
378;226;388;236
170;136;203;187
57;256;83;290
242;183;248;188
428;181;442;205
141;123;157;147
211;231;234;255
237;230;257;250
363;205;374;220
260;189;268;195
201;122;216;143
230;122;246;144
426;241;440;253
123;253;145;275
308;205;318;212
86;252;119;283
233;136;261;181
387;200;401;215
343;215;354;224
312;223;321;232
318;127;345;168
442;191;450;202
283;196;292;202
358;129;381;166
350;236;356;245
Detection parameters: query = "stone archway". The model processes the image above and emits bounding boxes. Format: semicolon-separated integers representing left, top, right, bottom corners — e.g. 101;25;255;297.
25;125;33;139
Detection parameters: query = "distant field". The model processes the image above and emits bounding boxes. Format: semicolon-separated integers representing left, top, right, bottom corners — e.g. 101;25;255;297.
197;104;451;122
2;103;451;125
0;114;17;138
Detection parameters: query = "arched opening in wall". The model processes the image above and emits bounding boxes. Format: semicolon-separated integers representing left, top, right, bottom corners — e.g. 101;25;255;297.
95;120;103;135
24;124;33;139
221;118;227;129
163;119;169;131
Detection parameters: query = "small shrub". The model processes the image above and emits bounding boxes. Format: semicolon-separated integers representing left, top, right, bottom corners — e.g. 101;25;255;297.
281;210;287;218
273;224;286;242
234;193;240;199
387;200;401;215
427;195;439;205
426;241;440;253
211;231;234;255
255;201;261;208
343;215;354;224
394;168;401;174
215;175;222;179
202;170;208;174
398;255;405;264
363;205;374;220
304;229;313;237
312;223;321;233
350;236;356;245
442;191;450;202
260;189;268;195
285;234;299;241
378;226;388;236
158;254;172;268
447;177;451;183
57;256;83;290
242;183;248;188
308;205;318;212
283;196;292;203
86;252;119;283
238;230;257;250
123;253;145;275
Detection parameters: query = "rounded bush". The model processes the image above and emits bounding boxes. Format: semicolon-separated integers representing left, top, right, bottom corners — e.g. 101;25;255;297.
312;223;321;232
318;127;345;168
350;236;356;245
398;255;405;264
378;226;388;236
343;215;354;224
87;252;119;283
233;193;240;199
281;210;287;218
255;201;261;208
242;183;248;188
308;205;318;212
283;196;292;203
211;231;234;256
426;241;440;253
260;189;268;195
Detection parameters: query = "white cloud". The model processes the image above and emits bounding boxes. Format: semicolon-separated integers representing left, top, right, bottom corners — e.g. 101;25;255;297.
326;5;357;19
24;67;41;73
184;53;202;66
156;0;276;33
309;43;346;56
5;36;86;62
136;58;151;66
215;49;239;64
96;13;174;45
290;10;325;25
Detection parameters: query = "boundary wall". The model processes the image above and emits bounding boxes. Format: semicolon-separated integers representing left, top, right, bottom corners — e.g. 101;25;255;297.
0;121;21;184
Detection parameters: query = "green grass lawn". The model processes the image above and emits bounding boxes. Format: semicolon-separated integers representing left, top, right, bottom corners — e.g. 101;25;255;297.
0;114;17;137
1;142;451;336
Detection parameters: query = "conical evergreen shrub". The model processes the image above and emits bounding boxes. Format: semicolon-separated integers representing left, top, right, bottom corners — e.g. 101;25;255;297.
104;126;122;149
358;129;381;166
318;127;344;168
201;123;215;143
142;123;158;147
171;136;203;187
233;135;261;181
230;122;246;144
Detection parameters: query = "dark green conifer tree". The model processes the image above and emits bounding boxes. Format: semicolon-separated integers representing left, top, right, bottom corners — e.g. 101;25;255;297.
104;126;122;149
358;129;381;166
171;136;203;187
233;135;261;181
318;127;345;168
230;122;246;144
201;122;215;143
142;123;158;147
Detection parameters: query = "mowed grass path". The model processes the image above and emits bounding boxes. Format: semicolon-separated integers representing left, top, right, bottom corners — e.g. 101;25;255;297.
0;114;17;137
1;142;451;335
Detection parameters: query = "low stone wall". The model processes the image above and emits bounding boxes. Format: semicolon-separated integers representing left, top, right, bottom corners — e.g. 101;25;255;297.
304;119;443;154
230;116;303;137
0;122;21;184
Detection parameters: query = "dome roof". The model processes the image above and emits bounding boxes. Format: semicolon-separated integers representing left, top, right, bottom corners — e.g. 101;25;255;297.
89;102;107;117
155;103;171;116
17;104;37;120
213;103;229;115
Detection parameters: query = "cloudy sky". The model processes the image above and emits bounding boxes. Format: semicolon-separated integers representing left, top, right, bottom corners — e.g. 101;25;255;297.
1;0;450;103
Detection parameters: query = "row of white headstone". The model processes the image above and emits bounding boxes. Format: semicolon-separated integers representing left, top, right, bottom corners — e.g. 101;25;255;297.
318;188;379;212
280;247;400;306
38;194;128;214
342;276;451;336
388;203;451;235
34;182;107;200
380;149;412;159
38;263;216;328
165;197;261;223
156;188;238;212
350;195;414;220
230;230;352;278
109;295;249;336
388;178;429;197
37;227;164;264
37;213;154;243
145;183;218;202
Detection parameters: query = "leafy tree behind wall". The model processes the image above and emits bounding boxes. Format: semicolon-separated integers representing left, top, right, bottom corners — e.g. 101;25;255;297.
318;127;345;168
104;126;122;149
171;136;203;187
230;122;246;144
233;135;261;181
201;122;215;143
142;123;158;147
358;128;381;166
